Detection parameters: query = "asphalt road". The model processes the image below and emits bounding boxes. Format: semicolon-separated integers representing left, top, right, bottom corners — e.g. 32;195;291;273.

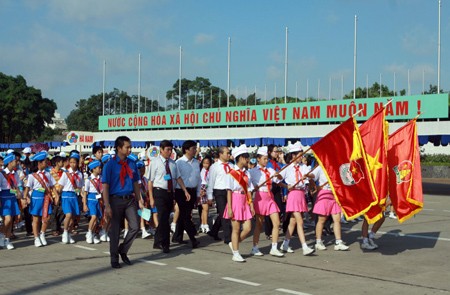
1;180;449;295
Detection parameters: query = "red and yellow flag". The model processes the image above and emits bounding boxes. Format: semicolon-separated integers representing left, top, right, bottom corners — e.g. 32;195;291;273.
387;119;423;223
360;107;389;224
312;117;378;220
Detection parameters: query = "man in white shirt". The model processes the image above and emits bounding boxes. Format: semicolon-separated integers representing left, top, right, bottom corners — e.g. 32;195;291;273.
173;140;201;248
206;146;233;243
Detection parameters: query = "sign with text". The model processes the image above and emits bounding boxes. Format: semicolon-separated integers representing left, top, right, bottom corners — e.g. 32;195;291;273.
98;94;448;131
66;131;95;145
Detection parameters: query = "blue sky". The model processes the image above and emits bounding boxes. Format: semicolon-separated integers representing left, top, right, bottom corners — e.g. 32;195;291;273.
0;0;448;118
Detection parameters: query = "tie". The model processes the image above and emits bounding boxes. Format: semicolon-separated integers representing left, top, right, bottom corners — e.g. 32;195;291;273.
222;162;231;173
294;165;301;184
119;160;133;188
165;160;173;192
260;167;272;190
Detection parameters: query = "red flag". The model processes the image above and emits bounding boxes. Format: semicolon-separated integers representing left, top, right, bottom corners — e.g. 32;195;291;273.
312;117;378;220
387;119;423;223
360;107;389;224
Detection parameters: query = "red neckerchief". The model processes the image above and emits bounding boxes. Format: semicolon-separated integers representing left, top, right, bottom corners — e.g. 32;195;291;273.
1;170;17;189
90;176;103;194
229;169;249;195
221;162;231;173
260;167;272;191
269;159;280;171
66;171;80;190
204;169;209;181
119;159;133;188
33;172;52;221
294;165;302;184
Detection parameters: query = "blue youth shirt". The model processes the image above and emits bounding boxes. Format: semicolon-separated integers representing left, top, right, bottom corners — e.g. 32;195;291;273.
102;155;139;196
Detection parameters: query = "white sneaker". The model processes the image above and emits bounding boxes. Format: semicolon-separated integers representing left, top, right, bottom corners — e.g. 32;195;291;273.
35;237;43;247
93;235;101;244
269;248;285;257
389;212;397;219
250;247;264;256
280;243;294;253
142;230;151;239
86;232;93;244
62;232;69;244
40;232;47;246
99;230;107;242
203;225;210;234
315;241;327;251
106;235;110;242
302;246;315;256
232;253;246;262
69;234;75;244
4;239;14;250
170;223;176;233
334;241;349;251
361;241;376;250
228;242;233;253
368;238;378;249
123;229;129;239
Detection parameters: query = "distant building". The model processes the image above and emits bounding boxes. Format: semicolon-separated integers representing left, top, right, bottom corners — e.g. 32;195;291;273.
46;112;67;130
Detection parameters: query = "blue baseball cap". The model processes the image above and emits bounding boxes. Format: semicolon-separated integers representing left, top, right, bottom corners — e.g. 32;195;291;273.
3;154;15;166
69;152;80;160
101;154;111;163
88;160;101;170
127;153;138;162
31;151;48;162
136;160;145;169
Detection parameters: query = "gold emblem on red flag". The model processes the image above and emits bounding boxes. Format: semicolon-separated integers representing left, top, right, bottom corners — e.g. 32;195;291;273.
393;160;413;184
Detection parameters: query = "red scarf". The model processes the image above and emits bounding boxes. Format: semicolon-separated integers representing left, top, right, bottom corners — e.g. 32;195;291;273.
260;167;272;191
221;162;231;173
90;176;103;194
294;165;302;184
119;159;133;188
229;169;252;204
270;159;280;171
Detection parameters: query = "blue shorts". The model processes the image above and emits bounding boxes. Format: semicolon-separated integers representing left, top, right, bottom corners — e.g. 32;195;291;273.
29;191;53;216
62;191;80;215
151;207;158;214
87;193;102;218
0;193;20;217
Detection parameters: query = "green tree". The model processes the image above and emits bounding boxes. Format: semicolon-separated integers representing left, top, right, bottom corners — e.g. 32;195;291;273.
343;82;406;99
0;73;57;142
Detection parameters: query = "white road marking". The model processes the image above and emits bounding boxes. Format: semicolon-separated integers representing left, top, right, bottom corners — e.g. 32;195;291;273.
222;277;261;286
103;251;110;255
73;245;97;251
343;227;450;242
176;267;210;275
137;259;167;266
275;288;313;295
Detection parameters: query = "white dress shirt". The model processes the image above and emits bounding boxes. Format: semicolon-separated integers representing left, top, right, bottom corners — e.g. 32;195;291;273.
249;164;280;191
279;163;311;189
147;155;180;190
26;170;56;191
313;165;331;190
227;167;254;192
58;168;84;191
206;160;234;200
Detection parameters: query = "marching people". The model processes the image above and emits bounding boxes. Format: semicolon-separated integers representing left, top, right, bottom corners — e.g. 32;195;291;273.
279;142;315;256
137;160;152;239
249;146;285;257
207;146;233;244
147;140;191;254
223;144;255;262
23;151;58;247
102;136;144;268
49;155;65;236
81;160;103;244
198;156;212;233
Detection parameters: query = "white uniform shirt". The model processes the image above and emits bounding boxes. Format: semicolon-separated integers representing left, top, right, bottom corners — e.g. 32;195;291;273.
175;155;201;189
206;160;235;200
197;168;209;196
58;168;84;191
227;167;254;192
0;168;21;190
249;164;280;191
84;174;103;194
279;163;311;189
26;170;56;191
313;165;331;190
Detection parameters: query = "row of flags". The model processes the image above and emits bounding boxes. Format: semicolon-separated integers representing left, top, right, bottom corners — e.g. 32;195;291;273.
311;105;423;224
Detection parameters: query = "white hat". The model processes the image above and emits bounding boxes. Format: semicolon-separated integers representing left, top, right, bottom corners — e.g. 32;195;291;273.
59;152;67;158
22;147;32;154
138;151;146;161
232;144;248;158
109;150;116;156
257;146;268;156
6;149;14;154
288;141;303;153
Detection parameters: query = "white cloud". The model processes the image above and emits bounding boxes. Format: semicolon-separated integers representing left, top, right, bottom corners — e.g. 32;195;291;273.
194;33;215;45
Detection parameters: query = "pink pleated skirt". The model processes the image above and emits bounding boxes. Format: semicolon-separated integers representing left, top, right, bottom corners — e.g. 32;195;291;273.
313;189;341;216
223;192;253;221
285;189;308;213
253;191;280;216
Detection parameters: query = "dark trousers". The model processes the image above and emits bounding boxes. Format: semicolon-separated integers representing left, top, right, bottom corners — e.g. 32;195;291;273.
50;204;64;232
173;188;197;243
153;189;174;249
210;189;231;243
23;206;33;234
108;197;139;263
264;186;284;236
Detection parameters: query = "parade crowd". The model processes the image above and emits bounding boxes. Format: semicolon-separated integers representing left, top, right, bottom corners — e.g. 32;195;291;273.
0;137;397;268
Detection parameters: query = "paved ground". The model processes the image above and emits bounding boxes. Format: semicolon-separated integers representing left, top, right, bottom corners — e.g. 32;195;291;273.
1;180;449;295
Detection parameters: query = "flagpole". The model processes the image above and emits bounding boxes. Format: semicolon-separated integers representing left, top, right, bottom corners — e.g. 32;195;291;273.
102;59;106;116
227;37;231;107
138;53;141;113
438;0;441;93
353;15;357;100
284;26;288;104
179;46;182;110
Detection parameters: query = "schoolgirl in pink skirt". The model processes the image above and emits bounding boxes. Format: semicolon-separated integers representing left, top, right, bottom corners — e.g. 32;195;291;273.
248;146;284;257
223;144;255;263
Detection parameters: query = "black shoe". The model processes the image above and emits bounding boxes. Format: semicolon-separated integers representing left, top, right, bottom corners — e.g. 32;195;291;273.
163;247;170;253
153;244;162;250
111;262;121;269
192;240;200;249
120;253;132;265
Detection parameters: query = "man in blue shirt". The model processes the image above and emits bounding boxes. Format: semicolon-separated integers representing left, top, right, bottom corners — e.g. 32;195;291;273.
103;136;144;269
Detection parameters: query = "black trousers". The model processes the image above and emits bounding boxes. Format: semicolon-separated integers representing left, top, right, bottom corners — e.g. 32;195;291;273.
23;206;33;234
108;197;139;263
173;188;197;243
50;204;64;232
153;189;174;249
210;189;231;243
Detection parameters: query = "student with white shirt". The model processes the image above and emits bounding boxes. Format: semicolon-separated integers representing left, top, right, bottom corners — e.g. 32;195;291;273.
223;144;255;263
57;152;85;244
172;140;200;248
23;151;58;248
279;142;315;256
81;160;103;244
198;156;212;233
0;154;23;250
249;146;284;257
207;146;233;243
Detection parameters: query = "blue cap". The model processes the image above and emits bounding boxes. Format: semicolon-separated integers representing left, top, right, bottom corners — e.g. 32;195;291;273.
250;158;257;164
20;155;27;162
31;151;48;162
0;152;5;159
136;160;145;169
88;160;101;170
3;154;15;166
101;154;111;163
127;153;138;162
69;152;80;160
